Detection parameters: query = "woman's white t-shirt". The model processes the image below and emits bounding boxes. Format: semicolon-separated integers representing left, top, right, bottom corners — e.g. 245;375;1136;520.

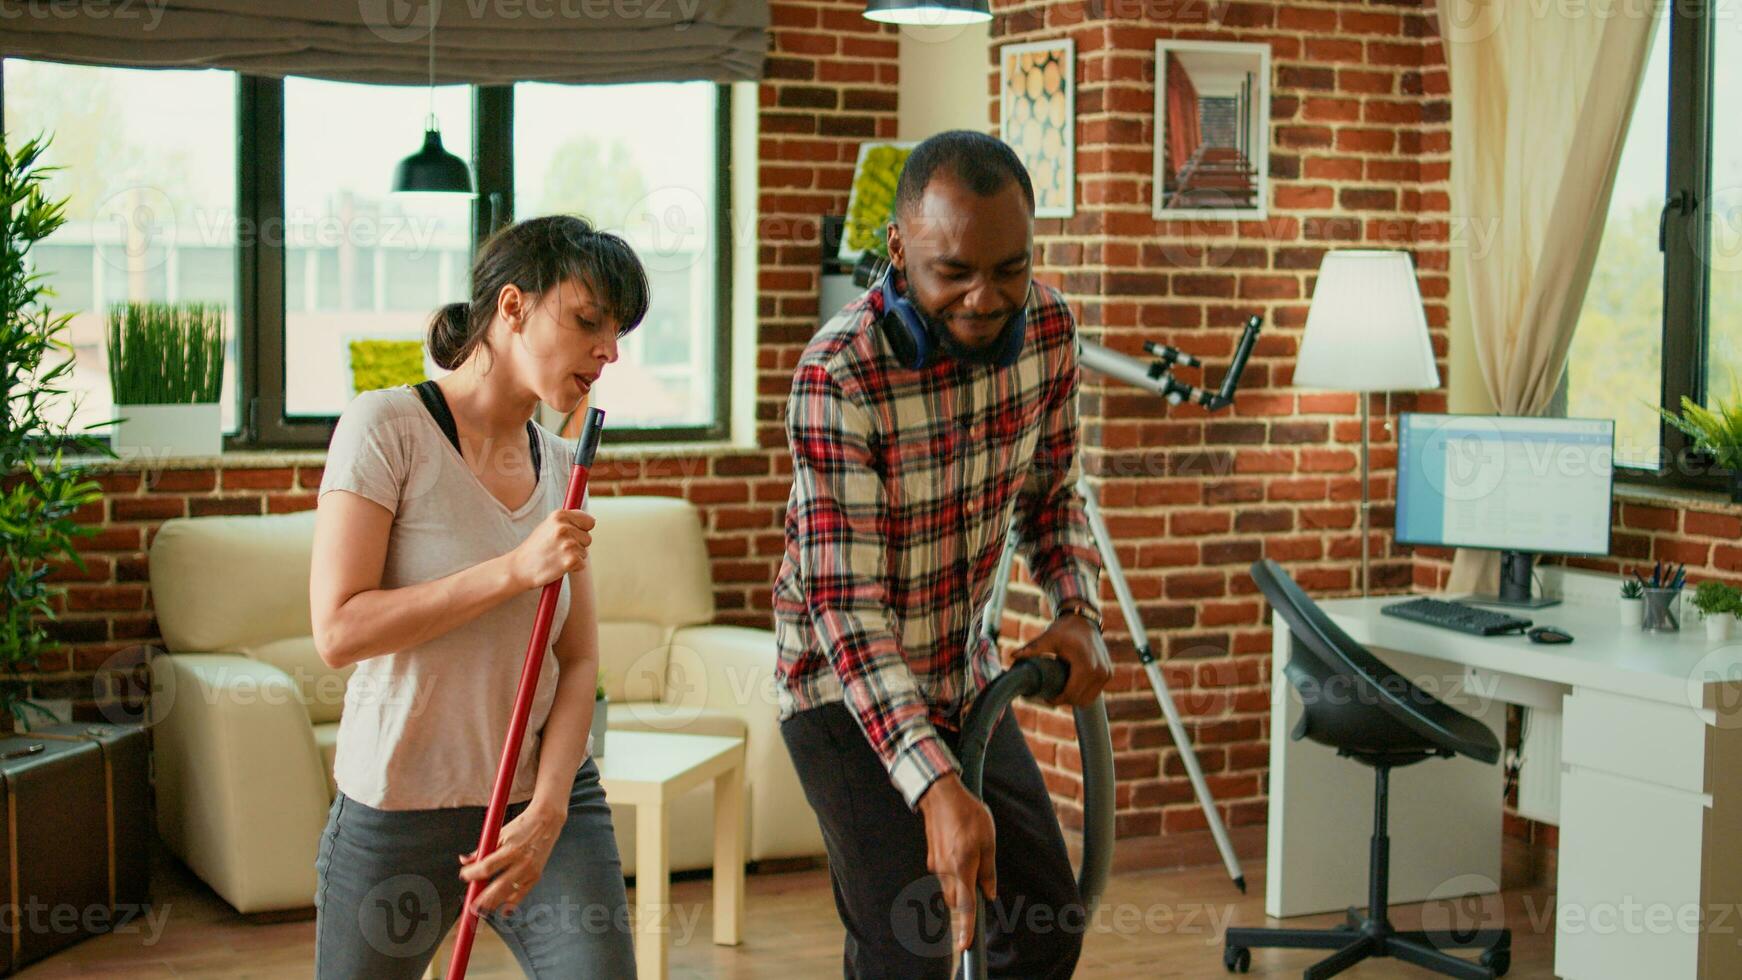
317;385;579;811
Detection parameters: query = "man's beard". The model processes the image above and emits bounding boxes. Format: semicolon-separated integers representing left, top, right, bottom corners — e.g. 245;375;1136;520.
902;285;1014;364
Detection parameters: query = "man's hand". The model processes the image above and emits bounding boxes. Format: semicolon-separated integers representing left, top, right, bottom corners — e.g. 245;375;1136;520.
917;773;997;954
1001;612;1112;708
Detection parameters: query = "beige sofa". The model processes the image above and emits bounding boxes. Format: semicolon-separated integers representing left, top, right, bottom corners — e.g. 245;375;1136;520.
146;495;823;914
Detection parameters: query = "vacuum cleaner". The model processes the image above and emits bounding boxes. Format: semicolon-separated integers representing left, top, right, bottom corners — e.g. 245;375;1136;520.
445;407;606;980
956;648;1116;980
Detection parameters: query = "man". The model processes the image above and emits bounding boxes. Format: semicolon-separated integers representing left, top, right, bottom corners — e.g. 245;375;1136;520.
773;129;1112;979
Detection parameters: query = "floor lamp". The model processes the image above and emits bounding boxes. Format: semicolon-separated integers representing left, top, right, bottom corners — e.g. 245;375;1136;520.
1293;251;1440;596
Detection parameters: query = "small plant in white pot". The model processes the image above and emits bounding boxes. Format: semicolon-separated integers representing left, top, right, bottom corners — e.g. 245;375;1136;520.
106;301;225;459
591;679;609;760
1619;576;1644;627
1691;580;1741;643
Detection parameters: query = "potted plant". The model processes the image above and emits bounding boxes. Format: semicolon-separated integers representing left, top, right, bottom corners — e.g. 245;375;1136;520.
1691;580;1742;642
107;301;225;459
1;133;112;730
591;678;609;761
1619;576;1644;627
1654;375;1742;502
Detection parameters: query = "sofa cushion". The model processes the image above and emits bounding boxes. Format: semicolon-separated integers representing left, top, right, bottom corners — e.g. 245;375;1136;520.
584;496;717;704
597;622;668;704
240;636;353;725
149;510;318;654
586;496;715;631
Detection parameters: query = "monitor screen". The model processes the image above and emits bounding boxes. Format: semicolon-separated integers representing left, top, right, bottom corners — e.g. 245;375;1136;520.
1394;413;1615;557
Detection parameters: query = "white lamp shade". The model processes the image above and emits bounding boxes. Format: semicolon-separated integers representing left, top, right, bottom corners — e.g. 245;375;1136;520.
1293;250;1440;392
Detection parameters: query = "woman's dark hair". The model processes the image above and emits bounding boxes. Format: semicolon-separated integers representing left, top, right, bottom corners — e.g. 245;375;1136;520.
427;214;651;372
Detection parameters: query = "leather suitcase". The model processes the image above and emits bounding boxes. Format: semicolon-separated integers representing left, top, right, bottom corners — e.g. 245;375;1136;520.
0;723;150;976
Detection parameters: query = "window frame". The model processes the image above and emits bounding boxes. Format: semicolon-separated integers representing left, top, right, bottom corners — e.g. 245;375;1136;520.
1611;0;1716;491
3;68;735;451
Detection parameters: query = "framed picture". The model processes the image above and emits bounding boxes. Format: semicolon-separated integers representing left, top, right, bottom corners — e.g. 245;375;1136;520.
838;141;917;263
1000;38;1075;218
1153;39;1271;220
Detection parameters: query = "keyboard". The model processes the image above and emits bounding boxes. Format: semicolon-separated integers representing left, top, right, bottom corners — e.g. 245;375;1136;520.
1380;597;1533;636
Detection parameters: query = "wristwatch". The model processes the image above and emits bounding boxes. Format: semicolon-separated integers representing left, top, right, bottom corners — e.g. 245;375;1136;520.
1057;598;1103;633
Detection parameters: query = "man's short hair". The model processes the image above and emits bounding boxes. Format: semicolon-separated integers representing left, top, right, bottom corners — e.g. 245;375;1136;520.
894;130;1036;221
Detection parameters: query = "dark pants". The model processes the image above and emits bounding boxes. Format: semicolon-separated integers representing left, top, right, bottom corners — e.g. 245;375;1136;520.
781;701;1085;979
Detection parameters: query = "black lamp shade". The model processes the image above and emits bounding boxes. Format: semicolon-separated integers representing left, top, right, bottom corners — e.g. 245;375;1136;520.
393;128;474;195
863;0;990;24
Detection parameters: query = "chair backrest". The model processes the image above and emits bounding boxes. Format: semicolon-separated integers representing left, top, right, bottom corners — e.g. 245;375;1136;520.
1250;559;1500;766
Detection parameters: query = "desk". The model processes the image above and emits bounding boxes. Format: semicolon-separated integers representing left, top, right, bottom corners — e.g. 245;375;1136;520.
1265;570;1742;979
597;732;746;980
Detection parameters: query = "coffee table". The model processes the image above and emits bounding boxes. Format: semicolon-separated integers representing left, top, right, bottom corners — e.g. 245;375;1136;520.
597;731;746;979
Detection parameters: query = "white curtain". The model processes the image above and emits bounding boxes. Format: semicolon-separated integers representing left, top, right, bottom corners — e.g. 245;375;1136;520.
1437;0;1661;592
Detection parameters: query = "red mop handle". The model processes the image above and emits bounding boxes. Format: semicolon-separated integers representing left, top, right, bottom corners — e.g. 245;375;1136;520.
446;407;606;980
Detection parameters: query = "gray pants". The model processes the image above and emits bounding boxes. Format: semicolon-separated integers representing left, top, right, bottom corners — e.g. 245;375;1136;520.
313;758;636;978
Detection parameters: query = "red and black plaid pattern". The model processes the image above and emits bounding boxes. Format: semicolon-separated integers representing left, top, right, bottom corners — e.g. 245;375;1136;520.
772;279;1102;809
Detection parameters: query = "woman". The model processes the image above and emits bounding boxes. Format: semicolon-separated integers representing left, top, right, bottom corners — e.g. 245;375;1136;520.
308;215;646;977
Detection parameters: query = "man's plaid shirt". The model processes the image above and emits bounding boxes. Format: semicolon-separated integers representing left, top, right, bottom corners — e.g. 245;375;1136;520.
772;277;1102;809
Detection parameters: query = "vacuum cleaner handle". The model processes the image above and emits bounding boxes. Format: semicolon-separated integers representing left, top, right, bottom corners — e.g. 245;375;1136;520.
446;407;606;980
957;645;1116;980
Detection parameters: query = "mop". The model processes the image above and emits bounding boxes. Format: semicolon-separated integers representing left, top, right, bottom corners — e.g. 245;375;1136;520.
445;407;605;980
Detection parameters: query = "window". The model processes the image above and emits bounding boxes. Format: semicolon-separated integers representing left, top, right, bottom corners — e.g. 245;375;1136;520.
2;67;733;449
1567;3;1731;486
514;81;728;435
282;78;473;418
4;59;239;436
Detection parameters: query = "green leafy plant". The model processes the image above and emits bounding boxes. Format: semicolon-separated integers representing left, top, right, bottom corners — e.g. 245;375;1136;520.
843;143;913;258
348;339;426;396
105;301;225;405
1691;580;1742;619
1652;371;1742;471
1620;578;1643;600
1;133;112;728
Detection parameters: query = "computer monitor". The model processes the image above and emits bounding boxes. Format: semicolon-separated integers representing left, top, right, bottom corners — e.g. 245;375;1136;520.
1395;413;1615;607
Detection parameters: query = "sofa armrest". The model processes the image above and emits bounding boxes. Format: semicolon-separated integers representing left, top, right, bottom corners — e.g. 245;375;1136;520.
665;625;824;863
151;653;331;913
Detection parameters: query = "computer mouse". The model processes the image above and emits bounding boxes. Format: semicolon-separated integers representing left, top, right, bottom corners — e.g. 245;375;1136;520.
1527;626;1573;644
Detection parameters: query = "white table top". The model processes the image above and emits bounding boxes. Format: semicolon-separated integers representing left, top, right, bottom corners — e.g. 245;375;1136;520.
595;731;744;797
1318;592;1742;715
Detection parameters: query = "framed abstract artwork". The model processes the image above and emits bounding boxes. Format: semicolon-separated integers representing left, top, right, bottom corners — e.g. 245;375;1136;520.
1000;38;1075;218
1154;39;1271;220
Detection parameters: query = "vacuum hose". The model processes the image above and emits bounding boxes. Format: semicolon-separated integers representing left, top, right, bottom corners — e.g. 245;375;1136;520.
957;648;1115;980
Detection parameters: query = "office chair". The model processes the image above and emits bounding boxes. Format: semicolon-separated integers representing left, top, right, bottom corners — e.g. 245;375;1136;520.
1222;560;1512;979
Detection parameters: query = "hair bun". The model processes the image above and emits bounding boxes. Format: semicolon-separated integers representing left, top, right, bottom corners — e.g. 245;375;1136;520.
426;301;471;371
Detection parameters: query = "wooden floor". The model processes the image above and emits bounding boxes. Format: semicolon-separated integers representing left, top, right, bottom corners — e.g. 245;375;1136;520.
17;847;1556;978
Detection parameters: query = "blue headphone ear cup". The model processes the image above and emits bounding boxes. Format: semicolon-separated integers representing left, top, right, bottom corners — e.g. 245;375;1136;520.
879;273;933;370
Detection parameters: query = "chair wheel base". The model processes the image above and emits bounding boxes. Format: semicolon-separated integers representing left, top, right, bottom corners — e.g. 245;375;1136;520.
1222;944;1251;973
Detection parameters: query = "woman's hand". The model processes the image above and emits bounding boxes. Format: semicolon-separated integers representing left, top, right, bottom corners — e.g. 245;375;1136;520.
509;509;594;590
458;799;565;915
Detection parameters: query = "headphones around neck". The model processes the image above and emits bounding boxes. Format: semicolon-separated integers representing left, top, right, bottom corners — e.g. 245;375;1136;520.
877;269;1027;371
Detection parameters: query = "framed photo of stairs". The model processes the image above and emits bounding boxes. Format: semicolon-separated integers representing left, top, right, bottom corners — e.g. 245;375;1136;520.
1153;39;1271;221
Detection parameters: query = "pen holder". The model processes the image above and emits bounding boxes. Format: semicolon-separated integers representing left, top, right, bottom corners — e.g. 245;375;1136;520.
1642;587;1682;633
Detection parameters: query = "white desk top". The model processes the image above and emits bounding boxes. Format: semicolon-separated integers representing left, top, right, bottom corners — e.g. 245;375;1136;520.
1318;589;1742;714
